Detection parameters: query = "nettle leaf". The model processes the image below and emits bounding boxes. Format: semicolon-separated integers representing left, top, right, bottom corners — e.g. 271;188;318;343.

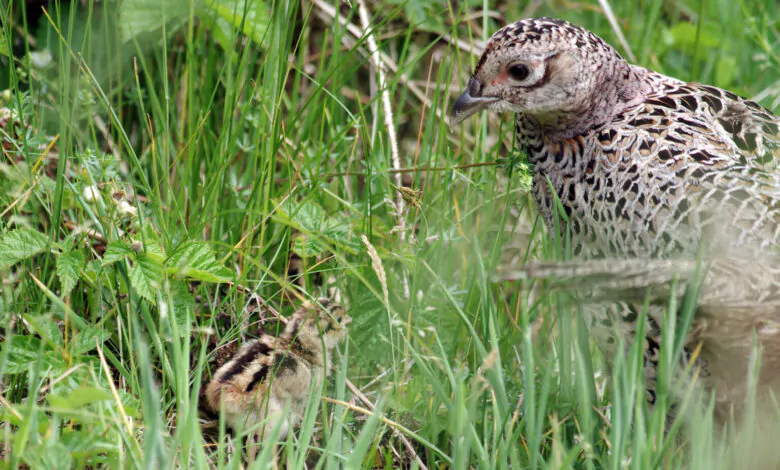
322;220;361;254
71;326;110;356
167;241;231;283
25;315;64;348
47;386;113;410
57;247;84;296
129;252;164;304
0;227;49;269
102;241;134;265
292;233;329;257
278;199;324;232
163;281;197;336
1;336;65;373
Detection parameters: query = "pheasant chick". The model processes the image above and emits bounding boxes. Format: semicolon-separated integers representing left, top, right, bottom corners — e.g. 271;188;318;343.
205;298;351;449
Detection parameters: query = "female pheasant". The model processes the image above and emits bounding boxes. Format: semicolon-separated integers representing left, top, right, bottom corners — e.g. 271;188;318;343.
452;17;780;420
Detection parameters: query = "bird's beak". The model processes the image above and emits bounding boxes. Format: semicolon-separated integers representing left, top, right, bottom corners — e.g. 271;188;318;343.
450;77;500;126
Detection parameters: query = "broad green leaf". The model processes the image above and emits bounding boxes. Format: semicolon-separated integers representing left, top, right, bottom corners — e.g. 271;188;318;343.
117;0;191;43
47;386;113;410
322;221;361;254
277;199;324;232
56;248;84;296
666;22;719;50
292;234;328;257
71;326;110;356
0;227;48;269
25;315;64;348
102;241;133;265
203;0;270;46
164;281;196;335
167;240;231;282
129;253;164;304
0;336;65;373
138;225;167;260
39;442;75;470
715;56;737;88
0;34;9;58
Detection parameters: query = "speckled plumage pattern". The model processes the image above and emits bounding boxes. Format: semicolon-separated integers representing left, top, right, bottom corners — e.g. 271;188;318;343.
453;17;780;418
204;299;350;462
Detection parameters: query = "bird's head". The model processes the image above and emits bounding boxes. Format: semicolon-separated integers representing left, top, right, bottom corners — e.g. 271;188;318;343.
451;18;637;135
286;297;351;350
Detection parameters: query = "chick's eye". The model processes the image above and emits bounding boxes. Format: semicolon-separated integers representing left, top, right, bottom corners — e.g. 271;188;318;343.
508;64;530;81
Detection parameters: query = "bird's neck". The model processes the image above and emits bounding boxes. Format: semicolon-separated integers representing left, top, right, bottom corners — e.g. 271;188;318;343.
525;63;649;141
288;335;325;366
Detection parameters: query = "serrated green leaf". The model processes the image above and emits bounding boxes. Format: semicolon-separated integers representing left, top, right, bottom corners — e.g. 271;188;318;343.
102;241;133;265
71;326;110;355
47;386;113;410
129;253;164;304
57;248;84;296
0;227;49;269
164;281;196;335
292;234;328;257
322;220;361;254
277;199;324;232
1;336;65;374
167;240;231;282
25;315;64;348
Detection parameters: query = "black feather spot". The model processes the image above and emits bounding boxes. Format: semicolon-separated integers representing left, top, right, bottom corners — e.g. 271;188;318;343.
220;341;271;383
679;95;698;112
657;149;673;161
245;366;269;393
701;94;723;113
273;353;298;374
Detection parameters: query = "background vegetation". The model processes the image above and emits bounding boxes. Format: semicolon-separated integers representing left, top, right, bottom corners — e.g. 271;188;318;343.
1;0;778;468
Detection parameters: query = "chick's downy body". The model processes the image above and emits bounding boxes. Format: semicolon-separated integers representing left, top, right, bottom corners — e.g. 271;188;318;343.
453;17;780;416
205;299;350;441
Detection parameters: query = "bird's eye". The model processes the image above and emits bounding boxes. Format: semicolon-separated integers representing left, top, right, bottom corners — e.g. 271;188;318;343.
508;64;530;81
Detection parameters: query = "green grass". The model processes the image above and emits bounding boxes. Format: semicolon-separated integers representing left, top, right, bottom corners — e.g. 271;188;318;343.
0;0;778;468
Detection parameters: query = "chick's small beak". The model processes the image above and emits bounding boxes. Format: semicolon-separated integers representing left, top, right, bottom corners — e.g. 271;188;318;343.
450;77;500;126
342;315;352;326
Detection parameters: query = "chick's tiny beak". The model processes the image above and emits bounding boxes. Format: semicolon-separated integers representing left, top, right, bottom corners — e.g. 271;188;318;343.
342;315;352;326
450;77;500;126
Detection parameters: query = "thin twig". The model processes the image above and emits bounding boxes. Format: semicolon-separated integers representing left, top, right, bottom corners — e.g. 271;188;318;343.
311;0;462;135
63;217;107;244
345;378;428;470
96;338;140;453
226;281;283;321
441;33;485;55
355;0;410;299
92;113;120;159
321;396;450;464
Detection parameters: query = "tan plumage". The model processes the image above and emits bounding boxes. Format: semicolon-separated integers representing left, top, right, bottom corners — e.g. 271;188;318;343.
453;17;780;421
204;298;350;460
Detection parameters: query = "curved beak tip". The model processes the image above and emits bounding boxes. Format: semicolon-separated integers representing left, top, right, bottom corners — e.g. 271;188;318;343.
449;83;499;127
